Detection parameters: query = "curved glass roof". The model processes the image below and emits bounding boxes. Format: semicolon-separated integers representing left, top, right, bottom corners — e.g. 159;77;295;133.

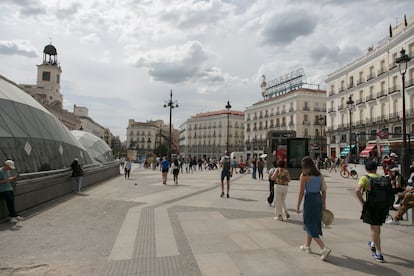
0;75;93;173
71;130;114;164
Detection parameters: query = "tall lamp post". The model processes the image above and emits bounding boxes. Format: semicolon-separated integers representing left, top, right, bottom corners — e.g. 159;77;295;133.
346;96;355;163
225;100;232;154
163;89;179;159
318;115;324;159
396;48;411;180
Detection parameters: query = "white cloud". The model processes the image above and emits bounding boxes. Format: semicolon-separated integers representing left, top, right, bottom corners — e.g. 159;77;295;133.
0;0;412;141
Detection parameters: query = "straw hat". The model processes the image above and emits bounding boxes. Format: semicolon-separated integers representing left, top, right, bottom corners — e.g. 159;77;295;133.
322;209;334;227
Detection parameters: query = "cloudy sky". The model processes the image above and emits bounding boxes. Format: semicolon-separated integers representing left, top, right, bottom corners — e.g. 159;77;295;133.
0;0;412;141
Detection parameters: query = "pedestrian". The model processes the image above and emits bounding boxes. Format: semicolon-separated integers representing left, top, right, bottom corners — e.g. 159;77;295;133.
0;160;24;223
220;151;232;198
71;158;85;195
251;154;257;179
161;156;170;185
257;157;264;180
171;158;180;185
124;158;132;179
273;160;291;221
355;160;389;262
296;156;331;261
267;160;277;206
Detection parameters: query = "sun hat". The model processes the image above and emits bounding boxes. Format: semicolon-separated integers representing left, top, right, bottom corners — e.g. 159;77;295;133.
322;209;334;227
4;160;15;169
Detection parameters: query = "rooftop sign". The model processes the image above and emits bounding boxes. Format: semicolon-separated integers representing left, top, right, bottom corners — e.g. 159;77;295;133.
262;68;306;99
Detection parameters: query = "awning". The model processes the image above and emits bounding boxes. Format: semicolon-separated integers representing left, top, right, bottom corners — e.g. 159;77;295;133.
339;145;355;157
359;144;377;158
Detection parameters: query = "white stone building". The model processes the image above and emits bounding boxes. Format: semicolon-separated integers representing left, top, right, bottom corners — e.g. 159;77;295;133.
179;110;245;159
245;84;326;159
325;16;414;160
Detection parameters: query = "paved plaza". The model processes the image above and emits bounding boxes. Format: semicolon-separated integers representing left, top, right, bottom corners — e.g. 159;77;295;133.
0;164;413;276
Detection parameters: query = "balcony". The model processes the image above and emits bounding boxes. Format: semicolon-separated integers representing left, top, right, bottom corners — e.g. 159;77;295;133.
338;87;345;94
328;91;335;96
357;78;365;85
366;73;375;81
303;120;310;125
377;67;387;76
328;107;335;113
338;104;344;111
303;107;310;111
365;94;375;102
376;89;387;99
355;98;364;105
388;86;400;95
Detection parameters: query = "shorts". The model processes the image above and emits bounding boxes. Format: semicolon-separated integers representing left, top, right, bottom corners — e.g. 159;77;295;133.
221;170;231;181
162;168;169;173
173;168;180;175
360;203;388;226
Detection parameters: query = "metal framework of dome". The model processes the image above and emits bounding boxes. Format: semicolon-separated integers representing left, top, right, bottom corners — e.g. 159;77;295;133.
0;75;93;173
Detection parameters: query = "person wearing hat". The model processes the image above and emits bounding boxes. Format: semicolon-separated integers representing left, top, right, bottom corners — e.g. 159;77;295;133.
389;167;405;196
0;160;24;223
355;160;387;262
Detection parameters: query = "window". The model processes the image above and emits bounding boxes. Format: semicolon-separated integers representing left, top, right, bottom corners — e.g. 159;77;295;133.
42;71;50;81
56;74;60;84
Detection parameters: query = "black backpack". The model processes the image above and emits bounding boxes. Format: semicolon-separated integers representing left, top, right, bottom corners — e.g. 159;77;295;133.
366;175;394;208
222;157;231;171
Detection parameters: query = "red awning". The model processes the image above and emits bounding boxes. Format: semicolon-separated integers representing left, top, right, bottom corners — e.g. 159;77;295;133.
359;144;377;158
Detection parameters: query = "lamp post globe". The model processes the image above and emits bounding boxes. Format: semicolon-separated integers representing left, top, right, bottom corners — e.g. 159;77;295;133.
346;96;354;163
225;101;232;155
163;89;178;160
396;48;412;180
318;115;324;159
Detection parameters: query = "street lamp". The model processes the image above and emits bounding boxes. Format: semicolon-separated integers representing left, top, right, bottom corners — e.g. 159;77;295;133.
346;95;354;163
318;115;324;159
163;89;178;159
396;47;412;179
225;100;232;154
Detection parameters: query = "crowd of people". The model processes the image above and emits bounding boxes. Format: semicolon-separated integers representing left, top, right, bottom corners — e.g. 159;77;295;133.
4;150;413;264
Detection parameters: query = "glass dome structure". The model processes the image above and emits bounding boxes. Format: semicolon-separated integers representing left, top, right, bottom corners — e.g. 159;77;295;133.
0;75;93;173
71;130;114;164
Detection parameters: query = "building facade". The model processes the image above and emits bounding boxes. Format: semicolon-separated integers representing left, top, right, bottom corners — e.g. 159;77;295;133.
245;84;326;159
325;16;414;161
126;119;179;156
179;110;245;159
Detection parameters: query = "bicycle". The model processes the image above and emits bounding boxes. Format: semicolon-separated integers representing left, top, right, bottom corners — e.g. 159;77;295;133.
340;164;359;179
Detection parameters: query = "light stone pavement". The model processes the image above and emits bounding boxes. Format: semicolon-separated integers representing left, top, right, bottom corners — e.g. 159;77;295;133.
0;164;413;276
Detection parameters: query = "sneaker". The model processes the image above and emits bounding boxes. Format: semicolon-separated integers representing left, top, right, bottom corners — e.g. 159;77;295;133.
320;247;332;261
386;219;400;225
277;215;283;221
220;192;224;198
16;216;24;221
371;253;384;263
285;211;290;219
226;193;230;198
368;241;376;253
300;245;312;254
10;217;18;223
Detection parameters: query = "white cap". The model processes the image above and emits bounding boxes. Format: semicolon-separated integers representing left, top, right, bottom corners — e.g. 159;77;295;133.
4;160;15;169
390;153;398;158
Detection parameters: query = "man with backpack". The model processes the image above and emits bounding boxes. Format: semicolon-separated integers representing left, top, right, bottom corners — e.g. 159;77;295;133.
220;151;233;198
355;160;394;263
